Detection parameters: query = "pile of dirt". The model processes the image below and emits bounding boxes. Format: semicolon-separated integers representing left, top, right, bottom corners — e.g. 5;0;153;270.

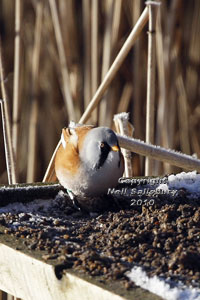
0;187;199;291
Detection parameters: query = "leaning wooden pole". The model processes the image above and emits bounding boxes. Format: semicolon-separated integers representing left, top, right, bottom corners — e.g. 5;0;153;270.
145;1;160;176
43;7;149;182
79;6;149;124
117;134;200;172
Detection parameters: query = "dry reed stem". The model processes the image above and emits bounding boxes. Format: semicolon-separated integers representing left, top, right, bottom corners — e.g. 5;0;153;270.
132;0;142;140
111;0;122;49
0;99;15;184
99;0;114;125
145;1;159;176
154;7;167;174
132;0;143;175
42;146;59;182
91;0;98;94
12;0;22;157
176;72;190;155
83;0;91;110
1;2;200;183
43;6;149;181
26;0;43;183
164;0;179;63
26;99;38;183
189;107;200;155
117;83;133;113
190;128;200;157
79;6;149;124
49;0;75;120
185;0;200;102
104;0;122;127
101;0;114;80
117;134;200;172
91;0;98;123
0;39;17;184
163;0;180;173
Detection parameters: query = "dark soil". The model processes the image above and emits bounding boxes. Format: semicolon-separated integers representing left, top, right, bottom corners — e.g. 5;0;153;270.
0;181;200;292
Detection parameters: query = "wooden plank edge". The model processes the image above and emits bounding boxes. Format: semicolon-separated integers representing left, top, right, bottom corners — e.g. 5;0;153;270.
0;242;162;300
0;243;125;300
0;183;62;206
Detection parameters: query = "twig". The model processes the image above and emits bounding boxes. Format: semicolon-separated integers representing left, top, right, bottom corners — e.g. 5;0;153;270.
49;0;75;120
0;39;17;184
117;134;200;172
43;140;60;182
12;0;22;157
145;1;160;176
79;6;149;124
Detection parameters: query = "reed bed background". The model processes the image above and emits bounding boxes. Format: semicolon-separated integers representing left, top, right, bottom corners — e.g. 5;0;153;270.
0;0;200;184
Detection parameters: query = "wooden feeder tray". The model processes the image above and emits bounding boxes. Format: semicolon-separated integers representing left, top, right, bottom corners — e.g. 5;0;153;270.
0;178;199;300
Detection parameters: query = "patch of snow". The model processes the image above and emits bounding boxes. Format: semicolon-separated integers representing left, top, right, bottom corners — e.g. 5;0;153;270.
156;183;169;192
155;171;200;197
113;112;130;121
0;198;54;214
127;266;200;300
168;171;200;193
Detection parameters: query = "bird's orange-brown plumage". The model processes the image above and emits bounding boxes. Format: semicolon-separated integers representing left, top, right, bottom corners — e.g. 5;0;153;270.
55;125;94;176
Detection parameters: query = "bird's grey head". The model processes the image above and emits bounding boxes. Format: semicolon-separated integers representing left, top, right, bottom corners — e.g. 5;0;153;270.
80;127;121;170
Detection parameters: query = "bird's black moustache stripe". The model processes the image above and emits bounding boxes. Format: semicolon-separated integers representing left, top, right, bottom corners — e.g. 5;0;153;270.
95;142;111;169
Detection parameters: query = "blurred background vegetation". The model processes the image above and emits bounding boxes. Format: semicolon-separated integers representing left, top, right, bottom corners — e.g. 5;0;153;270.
0;0;200;184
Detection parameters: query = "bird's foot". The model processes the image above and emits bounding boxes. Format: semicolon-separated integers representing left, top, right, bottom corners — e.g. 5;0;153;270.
66;189;81;211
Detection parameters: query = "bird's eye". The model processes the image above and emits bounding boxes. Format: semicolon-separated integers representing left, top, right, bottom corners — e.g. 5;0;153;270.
100;142;104;148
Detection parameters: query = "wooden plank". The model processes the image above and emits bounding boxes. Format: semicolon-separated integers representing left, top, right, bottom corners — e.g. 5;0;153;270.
0;183;61;207
0;240;161;300
0;244;125;300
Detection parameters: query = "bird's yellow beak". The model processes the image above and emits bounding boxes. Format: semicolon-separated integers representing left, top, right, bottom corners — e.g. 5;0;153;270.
111;145;120;152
